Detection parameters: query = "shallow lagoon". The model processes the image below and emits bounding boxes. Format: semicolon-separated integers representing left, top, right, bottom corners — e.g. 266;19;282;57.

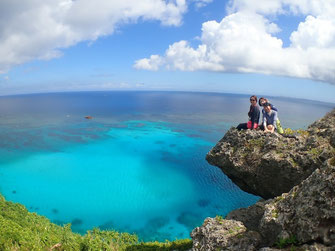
0;91;333;241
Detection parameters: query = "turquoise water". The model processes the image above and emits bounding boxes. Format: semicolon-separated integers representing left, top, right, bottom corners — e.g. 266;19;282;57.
0;91;333;241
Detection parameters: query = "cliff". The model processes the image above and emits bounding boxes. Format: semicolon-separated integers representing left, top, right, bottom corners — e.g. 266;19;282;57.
191;108;335;250
206;109;335;199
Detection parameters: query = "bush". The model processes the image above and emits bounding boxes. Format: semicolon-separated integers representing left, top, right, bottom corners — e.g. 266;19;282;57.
0;194;191;250
275;236;298;249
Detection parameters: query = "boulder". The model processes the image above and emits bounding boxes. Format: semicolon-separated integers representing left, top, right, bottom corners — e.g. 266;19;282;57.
191;217;261;251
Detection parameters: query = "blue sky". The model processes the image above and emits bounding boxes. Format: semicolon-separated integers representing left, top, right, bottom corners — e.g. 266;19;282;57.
0;0;335;103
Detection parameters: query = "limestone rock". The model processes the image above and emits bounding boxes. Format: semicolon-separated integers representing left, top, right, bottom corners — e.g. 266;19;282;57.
226;200;267;232
191;217;261;251
260;159;335;246
206;109;335;199
192;109;335;250
191;159;335;250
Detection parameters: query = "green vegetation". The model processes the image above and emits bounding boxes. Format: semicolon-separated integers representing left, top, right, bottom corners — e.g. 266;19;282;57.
283;128;309;137
250;138;265;147
126;239;192;251
330;157;335;166
275;236;298;249
215;215;224;224
289;157;298;167
308;147;323;159
274;196;284;203
244;138;265;152
330;148;335;166
0;194;192;250
271;209;279;219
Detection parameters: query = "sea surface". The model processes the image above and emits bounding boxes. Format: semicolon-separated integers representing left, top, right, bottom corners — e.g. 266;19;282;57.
0;91;333;241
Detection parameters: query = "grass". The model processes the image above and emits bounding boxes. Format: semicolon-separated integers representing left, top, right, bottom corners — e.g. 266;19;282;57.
125;239;192;251
245;138;265;150
308;147;323;159
330;157;335;166
283;128;309;137
275;236;298;249
0;194;192;251
271;209;279;219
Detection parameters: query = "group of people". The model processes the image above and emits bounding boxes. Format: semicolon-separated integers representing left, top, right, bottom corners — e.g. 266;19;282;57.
236;95;283;134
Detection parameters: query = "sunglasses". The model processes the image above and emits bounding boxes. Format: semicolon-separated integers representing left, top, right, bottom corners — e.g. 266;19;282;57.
250;99;256;101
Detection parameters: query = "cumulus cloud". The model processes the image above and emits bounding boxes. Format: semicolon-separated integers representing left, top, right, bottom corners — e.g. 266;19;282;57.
0;0;187;73
135;0;335;85
134;55;164;71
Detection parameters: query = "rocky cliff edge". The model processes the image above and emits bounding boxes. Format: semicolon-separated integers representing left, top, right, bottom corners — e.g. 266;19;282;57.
191;108;335;250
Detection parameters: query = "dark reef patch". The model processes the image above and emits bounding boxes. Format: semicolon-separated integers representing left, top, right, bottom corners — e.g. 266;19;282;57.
146;217;170;230
135;123;146;128
99;220;115;230
52;208;59;214
197;199;211;208
188;134;201;138
177;211;202;231
71;218;83;226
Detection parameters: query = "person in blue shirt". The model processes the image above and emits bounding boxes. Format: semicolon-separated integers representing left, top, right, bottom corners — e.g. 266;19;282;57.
261;103;278;133
236;95;260;130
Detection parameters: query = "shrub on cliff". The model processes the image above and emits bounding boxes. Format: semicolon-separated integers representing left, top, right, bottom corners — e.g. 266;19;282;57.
0;194;191;250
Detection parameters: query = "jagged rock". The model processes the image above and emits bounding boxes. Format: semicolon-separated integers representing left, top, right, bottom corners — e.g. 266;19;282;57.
260;243;335;251
191;218;261;251
192;109;335;250
260;159;335;247
300;243;335;251
191;159;335;251
226;200;267;232
206;109;335;199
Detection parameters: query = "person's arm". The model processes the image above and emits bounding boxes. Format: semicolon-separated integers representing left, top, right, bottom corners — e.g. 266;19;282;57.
271;104;278;112
250;107;260;130
262;111;267;131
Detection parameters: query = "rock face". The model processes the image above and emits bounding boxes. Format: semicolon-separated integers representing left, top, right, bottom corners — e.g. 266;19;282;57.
191;218;261;251
260;160;335;246
206;109;335;199
191;109;335;250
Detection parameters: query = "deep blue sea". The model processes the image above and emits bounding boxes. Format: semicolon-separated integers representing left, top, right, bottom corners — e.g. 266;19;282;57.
0;91;333;241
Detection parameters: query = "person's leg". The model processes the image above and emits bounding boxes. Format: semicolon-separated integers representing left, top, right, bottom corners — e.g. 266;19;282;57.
259;124;265;131
237;123;248;130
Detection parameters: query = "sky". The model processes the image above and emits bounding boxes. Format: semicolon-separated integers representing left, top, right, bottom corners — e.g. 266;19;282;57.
0;0;335;103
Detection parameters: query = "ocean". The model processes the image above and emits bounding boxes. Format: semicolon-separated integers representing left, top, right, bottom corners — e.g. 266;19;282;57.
0;91;333;241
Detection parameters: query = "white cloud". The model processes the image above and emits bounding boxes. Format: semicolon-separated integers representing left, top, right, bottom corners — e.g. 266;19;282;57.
227;0;335;16
0;0;187;73
290;15;335;49
136;0;335;85
134;55;164;71
193;0;213;8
